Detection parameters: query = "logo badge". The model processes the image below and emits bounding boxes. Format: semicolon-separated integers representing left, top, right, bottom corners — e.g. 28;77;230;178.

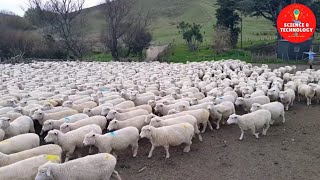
277;4;316;43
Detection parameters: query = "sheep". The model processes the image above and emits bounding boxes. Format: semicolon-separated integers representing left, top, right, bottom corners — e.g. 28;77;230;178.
227;109;272;140
158;109;212;133
267;87;280;102
235;96;270;112
149;115;202;141
35;153;120;180
140;123;194;159
298;84;317;105
175;102;213;112
83;104;110;117
248;90;265;98
0;128;4;141
45;124;102;162
115;104;153;114
0;107;15;115
107;115;147;131
100;101;136;116
60;116;107;133
83;127;139;158
207;101;235;129
32;109;78;125
250;102;285;124
279;89;296;111
0;116;35;138
213;95;236;104
40;103;72;113
0;144;62;167
100;98;126;106
0;133;40;154
0;154;61;180
129;93;155;106
154;101;189;116
0;109;23;121
190;97;214;105
62;100;97;113
106;109;149;121
41;113;89;133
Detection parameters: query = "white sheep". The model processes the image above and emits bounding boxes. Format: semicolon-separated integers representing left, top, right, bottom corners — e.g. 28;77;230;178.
60;115;107;133
83;104;110;117
0;133;40;154
107;115;147;131
249;90;265;98
0;144;62;167
149;115;202;141
83;127;139;157
235;96;270;112
154;101;189;116
267;87;280;101
207;101;235;129
279;89;295;110
0;154;61;180
100;101;136;116
250;102;285;124
213;95;236;104
129;93;155;106
190;97;214;105
0;116;35;138
106;109;149;121
140;123;194;158
62;100;97;113
298;84;316;105
41;113;89;133
45;124;102;162
227;109;272;140
35;153;120;180
115;104;153;114
32;109;78;125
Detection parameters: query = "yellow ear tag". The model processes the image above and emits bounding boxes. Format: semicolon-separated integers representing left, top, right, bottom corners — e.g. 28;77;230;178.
45;155;60;162
106;154;110;160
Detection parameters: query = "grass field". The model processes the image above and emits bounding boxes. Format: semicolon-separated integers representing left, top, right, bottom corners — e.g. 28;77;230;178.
83;0;277;45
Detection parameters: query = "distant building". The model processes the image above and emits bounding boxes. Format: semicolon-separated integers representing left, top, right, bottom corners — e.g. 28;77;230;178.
277;38;313;60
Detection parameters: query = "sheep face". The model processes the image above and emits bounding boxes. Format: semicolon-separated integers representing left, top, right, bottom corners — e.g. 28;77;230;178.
60;123;71;133
149;118;162;127
190;98;198;106
106;110;118;120
0;117;11;129
145;114;157;124
107;120;118;131
279;91;288;101
42;103;53;111
101;107;111;116
176;104;187;112
235;98;245;106
147;100;156;108
44;130;59;143
244;94;251;99
35;164;54;180
83;108;92;116
83;132;96;146
32;110;45;121
250;103;262;112
62;101;73;108
42;121;54;132
140;125;154;139
154;103;164;113
227;114;240;125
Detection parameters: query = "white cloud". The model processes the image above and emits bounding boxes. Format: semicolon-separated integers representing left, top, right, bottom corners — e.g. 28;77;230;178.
0;0;103;16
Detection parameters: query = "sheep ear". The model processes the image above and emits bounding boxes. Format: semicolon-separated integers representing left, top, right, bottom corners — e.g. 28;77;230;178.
46;167;51;176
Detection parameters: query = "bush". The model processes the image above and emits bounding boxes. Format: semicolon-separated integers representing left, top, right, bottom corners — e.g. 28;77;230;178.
212;26;231;54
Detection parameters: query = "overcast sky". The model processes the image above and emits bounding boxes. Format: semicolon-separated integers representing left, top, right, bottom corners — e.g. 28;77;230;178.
0;0;103;16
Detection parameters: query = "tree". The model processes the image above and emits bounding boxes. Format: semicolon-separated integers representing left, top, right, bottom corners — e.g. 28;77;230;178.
177;22;203;52
28;0;87;58
216;0;240;48
212;26;231;54
238;0;320;32
102;0;137;61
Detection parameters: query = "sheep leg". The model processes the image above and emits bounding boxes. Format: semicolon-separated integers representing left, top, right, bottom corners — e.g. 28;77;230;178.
89;145;93;154
216;117;222;130
164;145;170;159
111;170;122;180
131;142;139;157
183;141;192;153
239;129;244;140
148;144;156;158
262;123;270;136
285;104;289;111
207;120;213;131
251;126;259;139
30;125;35;133
270;119;275;125
281;112;285;123
201;122;207;133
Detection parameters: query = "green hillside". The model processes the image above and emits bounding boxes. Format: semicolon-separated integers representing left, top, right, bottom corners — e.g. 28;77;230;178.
83;0;277;45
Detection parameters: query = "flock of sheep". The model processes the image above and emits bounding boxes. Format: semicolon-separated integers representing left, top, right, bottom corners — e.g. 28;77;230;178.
0;60;319;180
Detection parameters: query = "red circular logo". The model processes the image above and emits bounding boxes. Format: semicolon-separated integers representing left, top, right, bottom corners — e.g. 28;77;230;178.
277;4;316;43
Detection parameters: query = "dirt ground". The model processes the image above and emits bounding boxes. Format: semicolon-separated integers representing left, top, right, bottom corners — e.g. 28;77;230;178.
37;63;320;180
114;64;320;180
